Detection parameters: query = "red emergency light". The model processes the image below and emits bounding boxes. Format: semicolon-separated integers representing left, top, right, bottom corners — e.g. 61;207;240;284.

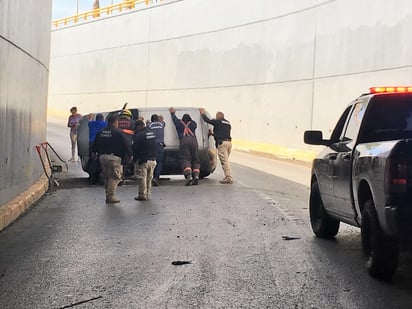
370;86;412;94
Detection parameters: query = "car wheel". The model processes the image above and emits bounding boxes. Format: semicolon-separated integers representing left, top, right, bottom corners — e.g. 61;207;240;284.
361;199;399;281
199;171;210;179
80;156;88;172
309;182;340;238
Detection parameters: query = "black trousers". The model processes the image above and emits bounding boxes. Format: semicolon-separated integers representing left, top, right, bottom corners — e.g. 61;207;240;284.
179;136;200;173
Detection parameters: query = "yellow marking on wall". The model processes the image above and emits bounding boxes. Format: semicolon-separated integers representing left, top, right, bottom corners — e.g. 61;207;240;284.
232;139;316;163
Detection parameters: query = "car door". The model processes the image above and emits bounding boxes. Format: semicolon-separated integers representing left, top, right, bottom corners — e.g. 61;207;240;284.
316;106;352;212
332;101;367;220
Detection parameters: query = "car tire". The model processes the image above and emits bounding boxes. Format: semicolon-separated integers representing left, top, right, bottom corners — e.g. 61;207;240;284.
199;171;210;179
361;199;399;281
309;182;340;238
80;156;88;172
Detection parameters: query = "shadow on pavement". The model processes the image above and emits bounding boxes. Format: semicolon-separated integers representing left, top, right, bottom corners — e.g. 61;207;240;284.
310;230;412;302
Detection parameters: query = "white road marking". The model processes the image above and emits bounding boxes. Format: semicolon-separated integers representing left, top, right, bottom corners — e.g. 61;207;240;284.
237;180;305;225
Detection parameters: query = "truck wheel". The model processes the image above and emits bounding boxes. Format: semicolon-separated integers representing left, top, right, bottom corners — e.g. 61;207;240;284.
309;182;340;238
361;200;399;281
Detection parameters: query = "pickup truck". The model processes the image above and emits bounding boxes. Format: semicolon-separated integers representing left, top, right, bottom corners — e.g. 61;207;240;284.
304;87;412;280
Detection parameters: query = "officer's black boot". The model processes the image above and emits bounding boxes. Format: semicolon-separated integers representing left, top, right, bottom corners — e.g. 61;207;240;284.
152;178;159;187
192;171;199;185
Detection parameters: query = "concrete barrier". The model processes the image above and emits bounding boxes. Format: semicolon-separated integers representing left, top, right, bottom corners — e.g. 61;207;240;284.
0;175;49;232
0;1;52;221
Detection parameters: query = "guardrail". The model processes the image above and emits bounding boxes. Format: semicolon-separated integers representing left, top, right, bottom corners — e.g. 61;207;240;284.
52;0;162;28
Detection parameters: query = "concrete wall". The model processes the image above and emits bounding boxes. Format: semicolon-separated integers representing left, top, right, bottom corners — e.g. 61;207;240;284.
48;0;412;160
0;1;52;205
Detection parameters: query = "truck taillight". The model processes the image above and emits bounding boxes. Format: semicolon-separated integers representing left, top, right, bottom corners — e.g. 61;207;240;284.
385;155;408;194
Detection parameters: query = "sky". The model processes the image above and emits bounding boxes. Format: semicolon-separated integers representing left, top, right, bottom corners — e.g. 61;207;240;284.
52;0;117;20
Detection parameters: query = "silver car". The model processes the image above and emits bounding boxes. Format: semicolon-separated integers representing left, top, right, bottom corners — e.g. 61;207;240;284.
77;107;217;179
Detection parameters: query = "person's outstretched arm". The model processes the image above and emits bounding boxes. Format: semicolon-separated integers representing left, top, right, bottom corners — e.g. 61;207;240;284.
199;108;218;126
169;107;180;127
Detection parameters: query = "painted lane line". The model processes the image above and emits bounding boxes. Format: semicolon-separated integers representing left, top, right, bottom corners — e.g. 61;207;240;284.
236;180;304;225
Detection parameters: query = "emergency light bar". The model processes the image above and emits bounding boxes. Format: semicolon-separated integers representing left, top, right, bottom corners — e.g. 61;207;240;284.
370;86;412;94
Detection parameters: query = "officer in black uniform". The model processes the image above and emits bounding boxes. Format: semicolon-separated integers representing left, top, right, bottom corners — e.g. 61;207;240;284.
199;108;233;184
92;115;132;203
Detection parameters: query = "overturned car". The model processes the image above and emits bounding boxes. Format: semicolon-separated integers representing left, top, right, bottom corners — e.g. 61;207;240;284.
77;107;217;179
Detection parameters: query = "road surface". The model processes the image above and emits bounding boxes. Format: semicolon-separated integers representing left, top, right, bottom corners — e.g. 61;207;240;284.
1;119;412;308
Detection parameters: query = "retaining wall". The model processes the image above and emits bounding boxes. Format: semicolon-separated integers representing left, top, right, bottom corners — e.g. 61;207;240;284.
0;1;52;206
48;0;412;161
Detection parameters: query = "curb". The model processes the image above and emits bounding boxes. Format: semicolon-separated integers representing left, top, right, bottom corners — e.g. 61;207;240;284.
0;174;49;232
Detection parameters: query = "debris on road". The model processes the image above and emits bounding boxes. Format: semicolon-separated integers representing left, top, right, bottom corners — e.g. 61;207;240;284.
58;295;103;309
171;261;192;266
223;218;236;227
282;236;300;241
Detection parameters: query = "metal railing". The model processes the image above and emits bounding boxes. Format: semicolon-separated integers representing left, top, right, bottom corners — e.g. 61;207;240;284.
52;0;162;28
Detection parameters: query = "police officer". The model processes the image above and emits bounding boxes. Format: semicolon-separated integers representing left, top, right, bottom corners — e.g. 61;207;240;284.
92;115;132;203
133;120;157;201
169;107;200;186
149;114;166;186
199;108;233;184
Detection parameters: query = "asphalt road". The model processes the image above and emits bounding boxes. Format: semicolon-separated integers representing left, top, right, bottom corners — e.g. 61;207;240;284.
1;120;412;308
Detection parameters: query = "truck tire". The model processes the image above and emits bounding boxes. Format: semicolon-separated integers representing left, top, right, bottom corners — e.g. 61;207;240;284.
309;182;340;238
361;199;399;281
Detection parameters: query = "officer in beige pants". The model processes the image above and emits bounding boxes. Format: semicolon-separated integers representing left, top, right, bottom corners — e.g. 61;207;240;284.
199;108;233;184
132;120;158;201
217;140;232;182
92;115;132;203
99;154;122;201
